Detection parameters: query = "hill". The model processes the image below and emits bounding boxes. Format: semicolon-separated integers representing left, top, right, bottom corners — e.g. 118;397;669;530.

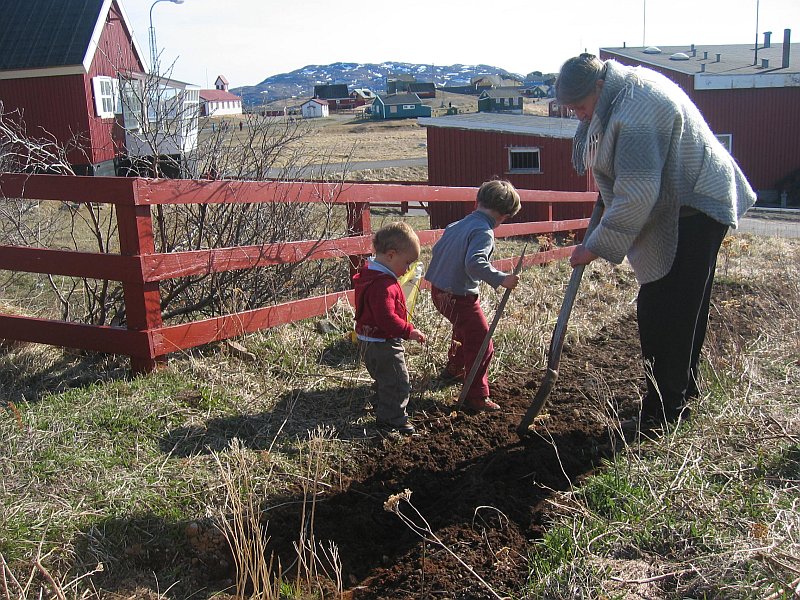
233;61;552;105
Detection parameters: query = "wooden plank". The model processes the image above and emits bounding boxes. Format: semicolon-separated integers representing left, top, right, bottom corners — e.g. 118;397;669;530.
116;202;163;373
0;173;136;205
141;236;374;281
493;246;574;273
0;314;151;356
495;218;591;238
152;290;354;354
131;178;598;207
0;245;141;281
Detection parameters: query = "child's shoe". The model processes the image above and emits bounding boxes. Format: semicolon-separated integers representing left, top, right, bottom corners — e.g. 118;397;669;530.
376;420;416;436
464;398;500;413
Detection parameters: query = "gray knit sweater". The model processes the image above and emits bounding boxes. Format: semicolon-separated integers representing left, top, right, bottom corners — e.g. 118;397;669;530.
424;210;508;295
574;61;756;284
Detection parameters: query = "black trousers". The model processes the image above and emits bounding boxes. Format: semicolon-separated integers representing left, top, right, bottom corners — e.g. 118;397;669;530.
636;213;728;422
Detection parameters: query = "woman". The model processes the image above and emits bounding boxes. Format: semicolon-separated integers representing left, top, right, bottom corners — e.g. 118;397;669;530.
556;53;756;431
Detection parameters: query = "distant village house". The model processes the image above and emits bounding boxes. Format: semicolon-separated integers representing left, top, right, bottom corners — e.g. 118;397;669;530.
419;112;590;226
372;93;431;120
301;98;329;118
478;87;524;114
199;75;242;117
0;0;199;177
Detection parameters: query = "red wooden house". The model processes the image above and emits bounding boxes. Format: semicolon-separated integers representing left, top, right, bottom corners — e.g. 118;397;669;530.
601;29;800;206
0;0;148;176
419;113;596;227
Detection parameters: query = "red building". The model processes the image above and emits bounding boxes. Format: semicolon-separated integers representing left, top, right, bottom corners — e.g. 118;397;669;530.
601;30;800;205
0;0;147;175
419;113;595;227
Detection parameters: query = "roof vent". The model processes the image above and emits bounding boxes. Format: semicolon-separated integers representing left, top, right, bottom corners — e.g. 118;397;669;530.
700;63;706;73
716;53;722;62
703;51;709;60
762;58;770;68
643;46;662;54
764;31;772;48
670;52;690;60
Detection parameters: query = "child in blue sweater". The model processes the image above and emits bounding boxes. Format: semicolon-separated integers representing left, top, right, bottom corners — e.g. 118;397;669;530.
424;180;521;412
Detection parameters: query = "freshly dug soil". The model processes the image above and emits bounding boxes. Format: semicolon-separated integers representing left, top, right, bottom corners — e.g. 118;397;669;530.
103;282;769;599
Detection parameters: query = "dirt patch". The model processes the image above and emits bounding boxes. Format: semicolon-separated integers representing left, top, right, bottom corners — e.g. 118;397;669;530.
90;281;769;599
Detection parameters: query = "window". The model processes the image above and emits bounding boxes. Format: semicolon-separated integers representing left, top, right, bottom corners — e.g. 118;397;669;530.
91;76;119;118
715;133;733;154
508;147;541;173
402;104;416;110
390;105;398;113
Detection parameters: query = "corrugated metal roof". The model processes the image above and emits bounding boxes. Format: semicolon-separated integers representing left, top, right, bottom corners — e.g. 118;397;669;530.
480;87;523;99
200;89;241;102
603;40;800;76
418;113;579;138
0;0;105;71
379;93;422;105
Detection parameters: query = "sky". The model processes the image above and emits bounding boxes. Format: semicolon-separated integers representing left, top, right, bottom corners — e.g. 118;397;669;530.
122;0;800;89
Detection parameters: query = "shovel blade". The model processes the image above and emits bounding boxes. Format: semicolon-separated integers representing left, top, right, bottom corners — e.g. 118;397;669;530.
516;368;558;438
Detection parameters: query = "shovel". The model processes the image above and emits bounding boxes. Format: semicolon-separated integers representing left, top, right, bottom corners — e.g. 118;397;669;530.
456;244;527;409
516;198;604;438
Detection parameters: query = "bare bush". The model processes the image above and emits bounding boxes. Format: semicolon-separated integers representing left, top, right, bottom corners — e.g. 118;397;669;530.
0;66;353;328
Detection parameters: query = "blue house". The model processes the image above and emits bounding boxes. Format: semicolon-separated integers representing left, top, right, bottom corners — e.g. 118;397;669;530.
372;93;431;120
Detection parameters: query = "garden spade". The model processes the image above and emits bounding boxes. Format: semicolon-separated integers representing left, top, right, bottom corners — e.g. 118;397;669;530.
456;244;527;409
516;198;604;438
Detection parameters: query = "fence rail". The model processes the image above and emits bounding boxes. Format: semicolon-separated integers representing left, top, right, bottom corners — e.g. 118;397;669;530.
0;173;597;373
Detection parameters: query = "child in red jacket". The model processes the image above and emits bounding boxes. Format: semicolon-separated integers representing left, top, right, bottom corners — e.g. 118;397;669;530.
354;222;426;435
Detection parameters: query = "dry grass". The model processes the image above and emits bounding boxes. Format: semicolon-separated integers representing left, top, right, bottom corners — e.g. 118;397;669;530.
1;194;798;599
524;232;800;598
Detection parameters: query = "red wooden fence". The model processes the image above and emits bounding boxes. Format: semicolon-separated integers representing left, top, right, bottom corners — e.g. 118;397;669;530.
0;174;597;374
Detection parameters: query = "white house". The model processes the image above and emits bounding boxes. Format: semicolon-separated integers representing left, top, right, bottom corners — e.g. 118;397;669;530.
200;75;242;116
301;98;329;118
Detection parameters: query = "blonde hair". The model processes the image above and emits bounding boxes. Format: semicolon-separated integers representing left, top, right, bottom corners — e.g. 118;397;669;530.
372;221;420;255
476;180;521;216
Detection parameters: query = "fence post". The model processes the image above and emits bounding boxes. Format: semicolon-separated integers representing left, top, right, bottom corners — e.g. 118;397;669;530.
117;181;164;375
346;201;371;278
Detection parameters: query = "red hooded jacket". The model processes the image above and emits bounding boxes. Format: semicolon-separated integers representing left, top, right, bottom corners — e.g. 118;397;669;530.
353;262;413;340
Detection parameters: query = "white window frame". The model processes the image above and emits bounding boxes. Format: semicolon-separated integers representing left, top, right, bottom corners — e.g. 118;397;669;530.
715;133;733;154
508;146;542;174
402;104;416;110
91;76;119;118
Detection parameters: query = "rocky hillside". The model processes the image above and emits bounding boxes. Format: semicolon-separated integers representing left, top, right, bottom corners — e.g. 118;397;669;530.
233;61;549;106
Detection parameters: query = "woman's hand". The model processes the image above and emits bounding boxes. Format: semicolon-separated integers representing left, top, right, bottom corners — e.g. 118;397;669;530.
569;244;598;268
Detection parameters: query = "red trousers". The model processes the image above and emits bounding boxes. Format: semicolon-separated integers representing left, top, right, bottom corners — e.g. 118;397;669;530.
431;286;492;400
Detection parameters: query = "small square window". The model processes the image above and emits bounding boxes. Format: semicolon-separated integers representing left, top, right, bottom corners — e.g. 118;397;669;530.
508;147;541;173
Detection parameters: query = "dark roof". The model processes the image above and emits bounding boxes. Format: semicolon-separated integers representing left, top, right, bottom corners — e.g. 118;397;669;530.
314;83;350;99
379;93;422;105
480;87;523;99
408;82;435;93
0;0;104;71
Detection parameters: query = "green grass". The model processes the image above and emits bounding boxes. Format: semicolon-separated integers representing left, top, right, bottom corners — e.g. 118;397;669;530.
1;233;798;599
